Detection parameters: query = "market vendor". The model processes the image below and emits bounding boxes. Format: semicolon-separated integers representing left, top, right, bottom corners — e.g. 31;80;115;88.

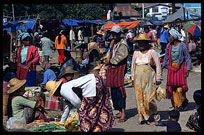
46;62;114;132
7;78;44;124
40;61;57;85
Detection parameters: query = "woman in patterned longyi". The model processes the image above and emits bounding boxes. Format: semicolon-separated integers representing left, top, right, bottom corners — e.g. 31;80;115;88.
131;33;162;124
46;62;114;132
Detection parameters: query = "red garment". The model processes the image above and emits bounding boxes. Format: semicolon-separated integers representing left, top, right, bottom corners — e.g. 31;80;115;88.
166;44;188;99
106;41;126;98
57;49;65;64
17;45;40;80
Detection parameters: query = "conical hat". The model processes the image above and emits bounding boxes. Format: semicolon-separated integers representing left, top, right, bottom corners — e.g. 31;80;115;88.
7;78;26;94
131;33;152;43
46;80;63;98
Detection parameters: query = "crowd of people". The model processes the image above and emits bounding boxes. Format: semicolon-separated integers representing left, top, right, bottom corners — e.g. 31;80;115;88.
3;21;201;132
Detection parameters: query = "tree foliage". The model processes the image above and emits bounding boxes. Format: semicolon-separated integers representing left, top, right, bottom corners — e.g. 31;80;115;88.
3;4;111;20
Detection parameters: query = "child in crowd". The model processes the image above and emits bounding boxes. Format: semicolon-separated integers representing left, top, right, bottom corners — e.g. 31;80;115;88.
148;110;181;132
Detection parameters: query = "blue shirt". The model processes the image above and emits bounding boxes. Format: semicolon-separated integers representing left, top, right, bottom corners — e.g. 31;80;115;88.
41;69;57;85
21;46;28;63
160;29;168;43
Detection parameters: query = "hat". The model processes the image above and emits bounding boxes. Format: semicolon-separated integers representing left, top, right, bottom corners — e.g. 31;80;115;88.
111;25;122;33
7;78;26;94
21;32;31;41
46;80;63;98
40;61;51;70
131;33;152;43
88;45;100;55
61;66;78;77
163;25;170;29
96;30;105;36
169;28;182;41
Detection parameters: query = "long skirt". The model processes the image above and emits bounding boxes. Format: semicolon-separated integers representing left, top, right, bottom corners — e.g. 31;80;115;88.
25;71;36;87
78;74;114;132
57;49;65;64
134;64;157;122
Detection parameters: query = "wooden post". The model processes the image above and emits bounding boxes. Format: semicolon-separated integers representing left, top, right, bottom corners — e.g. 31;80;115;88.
91;23;93;36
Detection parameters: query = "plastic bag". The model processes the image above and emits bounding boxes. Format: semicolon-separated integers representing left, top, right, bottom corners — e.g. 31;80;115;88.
6;117;26;129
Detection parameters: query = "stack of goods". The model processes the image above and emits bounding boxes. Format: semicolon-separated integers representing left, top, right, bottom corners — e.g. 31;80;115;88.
64;119;80;132
24;87;41;99
45;96;63;110
32;123;66;132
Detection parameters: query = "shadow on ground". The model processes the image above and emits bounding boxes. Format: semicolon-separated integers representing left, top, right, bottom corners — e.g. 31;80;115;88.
158;102;197;120
105;128;125;132
125;108;138;120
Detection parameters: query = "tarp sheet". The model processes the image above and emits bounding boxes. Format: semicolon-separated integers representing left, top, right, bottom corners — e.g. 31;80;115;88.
164;7;184;23
103;20;140;30
3;18;37;33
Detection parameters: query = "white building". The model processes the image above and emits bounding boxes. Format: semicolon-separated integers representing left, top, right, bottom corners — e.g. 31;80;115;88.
145;3;172;20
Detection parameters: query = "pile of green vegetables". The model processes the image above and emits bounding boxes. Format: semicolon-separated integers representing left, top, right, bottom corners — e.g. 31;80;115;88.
32;123;66;132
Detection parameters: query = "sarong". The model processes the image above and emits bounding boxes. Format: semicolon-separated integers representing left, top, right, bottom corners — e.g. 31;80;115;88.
134;64;157;122
57;49;65;64
78;74;114;132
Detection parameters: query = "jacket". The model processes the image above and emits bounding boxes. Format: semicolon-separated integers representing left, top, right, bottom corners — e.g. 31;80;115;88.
17;45;40;71
41;37;55;56
108;39;129;65
163;42;191;71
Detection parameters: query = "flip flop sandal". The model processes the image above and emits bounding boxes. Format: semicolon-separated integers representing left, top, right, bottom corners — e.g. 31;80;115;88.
114;115;121;119
118;118;126;123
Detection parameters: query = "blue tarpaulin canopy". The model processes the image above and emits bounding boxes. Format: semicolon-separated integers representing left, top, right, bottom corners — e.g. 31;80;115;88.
62;19;79;26
3;18;37;33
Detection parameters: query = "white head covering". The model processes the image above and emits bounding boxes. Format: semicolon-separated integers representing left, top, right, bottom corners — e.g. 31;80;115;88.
169;28;182;41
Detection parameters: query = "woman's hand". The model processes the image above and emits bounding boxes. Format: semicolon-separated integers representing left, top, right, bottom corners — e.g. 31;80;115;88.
185;71;189;78
156;81;161;85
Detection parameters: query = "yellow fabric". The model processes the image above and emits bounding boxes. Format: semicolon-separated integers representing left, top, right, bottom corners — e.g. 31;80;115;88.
134;64;157;122
173;87;186;107
55;35;68;49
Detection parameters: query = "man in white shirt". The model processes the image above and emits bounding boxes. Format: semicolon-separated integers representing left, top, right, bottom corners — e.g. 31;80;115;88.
77;27;83;43
69;27;75;50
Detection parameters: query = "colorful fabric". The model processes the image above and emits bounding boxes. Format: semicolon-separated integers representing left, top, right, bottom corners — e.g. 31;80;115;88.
45;96;62;110
12;96;36;119
133;64;157;122
57;49;65;64
166;44;188;99
163;42;191;71
172;87;186;107
106;64;126;93
78;74;114;132
99;64;106;81
17;45;40;81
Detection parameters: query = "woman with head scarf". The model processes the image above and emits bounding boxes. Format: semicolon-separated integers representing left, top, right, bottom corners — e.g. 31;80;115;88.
162;28;191;111
45;62;114;132
7;78;44;124
131;33;162;124
16;33;40;86
40;61;56;85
